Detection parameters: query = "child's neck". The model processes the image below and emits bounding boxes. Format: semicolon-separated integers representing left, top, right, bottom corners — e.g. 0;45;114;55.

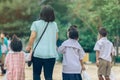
99;36;106;39
69;38;78;41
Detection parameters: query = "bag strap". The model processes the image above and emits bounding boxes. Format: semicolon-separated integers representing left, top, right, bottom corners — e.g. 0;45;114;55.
32;22;49;53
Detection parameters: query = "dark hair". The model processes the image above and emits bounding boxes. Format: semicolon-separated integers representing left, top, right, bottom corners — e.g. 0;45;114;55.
68;27;79;39
99;27;107;37
40;5;55;22
68;25;78;32
10;35;22;52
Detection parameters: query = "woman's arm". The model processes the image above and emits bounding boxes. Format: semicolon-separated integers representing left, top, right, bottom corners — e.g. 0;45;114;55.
56;32;58;41
26;31;37;52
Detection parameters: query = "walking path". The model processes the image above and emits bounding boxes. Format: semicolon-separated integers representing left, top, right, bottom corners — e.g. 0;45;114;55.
0;63;120;80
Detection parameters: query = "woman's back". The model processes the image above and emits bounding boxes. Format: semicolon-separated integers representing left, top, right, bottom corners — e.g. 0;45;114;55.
31;20;58;58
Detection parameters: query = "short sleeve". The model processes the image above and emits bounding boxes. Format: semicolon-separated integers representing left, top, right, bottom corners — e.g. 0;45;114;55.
78;48;85;60
54;22;59;32
4;37;8;47
1;44;7;53
94;42;100;51
30;21;37;32
58;46;66;54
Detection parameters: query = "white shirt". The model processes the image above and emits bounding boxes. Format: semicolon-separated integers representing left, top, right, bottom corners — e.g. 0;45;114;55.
58;39;85;73
1;44;7;53
94;37;115;62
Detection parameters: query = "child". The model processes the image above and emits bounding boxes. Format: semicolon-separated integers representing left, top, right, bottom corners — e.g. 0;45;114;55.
4;35;25;80
94;27;115;80
58;25;85;80
0;32;8;48
0;38;2;75
0;37;7;75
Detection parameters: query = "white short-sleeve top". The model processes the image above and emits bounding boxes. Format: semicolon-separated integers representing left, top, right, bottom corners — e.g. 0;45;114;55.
94;37;115;62
30;20;58;58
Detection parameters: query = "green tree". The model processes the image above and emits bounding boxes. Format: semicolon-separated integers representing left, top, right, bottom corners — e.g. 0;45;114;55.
0;0;40;37
66;0;98;52
92;0;120;40
66;0;120;52
92;0;120;56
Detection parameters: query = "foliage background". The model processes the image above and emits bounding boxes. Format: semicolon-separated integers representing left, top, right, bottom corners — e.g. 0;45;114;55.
0;0;120;53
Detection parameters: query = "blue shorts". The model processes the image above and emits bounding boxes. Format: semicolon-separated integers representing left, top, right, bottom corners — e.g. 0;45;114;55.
62;73;82;80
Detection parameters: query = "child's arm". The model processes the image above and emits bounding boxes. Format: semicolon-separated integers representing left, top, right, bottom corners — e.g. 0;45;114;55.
80;60;85;71
58;46;66;54
4;53;9;70
111;46;116;57
94;42;100;67
23;51;31;62
78;48;86;71
111;46;116;66
96;50;100;67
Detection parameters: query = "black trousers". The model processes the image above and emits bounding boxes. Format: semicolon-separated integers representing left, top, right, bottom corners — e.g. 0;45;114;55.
33;57;55;80
62;73;82;80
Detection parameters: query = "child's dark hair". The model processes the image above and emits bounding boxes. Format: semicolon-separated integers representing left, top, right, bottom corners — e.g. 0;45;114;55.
10;35;22;52
68;25;77;32
99;27;107;37
68;25;79;39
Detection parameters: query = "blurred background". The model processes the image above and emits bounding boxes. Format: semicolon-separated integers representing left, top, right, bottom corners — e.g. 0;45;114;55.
0;0;120;63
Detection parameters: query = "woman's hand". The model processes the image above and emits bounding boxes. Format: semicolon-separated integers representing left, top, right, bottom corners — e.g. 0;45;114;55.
26;46;32;52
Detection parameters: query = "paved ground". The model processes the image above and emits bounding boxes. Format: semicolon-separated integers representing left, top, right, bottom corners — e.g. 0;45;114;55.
0;63;120;80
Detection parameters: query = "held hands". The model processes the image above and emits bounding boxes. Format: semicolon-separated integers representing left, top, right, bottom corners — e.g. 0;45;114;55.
26;46;32;61
26;46;32;52
26;53;32;61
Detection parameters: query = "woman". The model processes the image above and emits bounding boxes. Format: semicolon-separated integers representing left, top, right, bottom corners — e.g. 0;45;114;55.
26;5;58;80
